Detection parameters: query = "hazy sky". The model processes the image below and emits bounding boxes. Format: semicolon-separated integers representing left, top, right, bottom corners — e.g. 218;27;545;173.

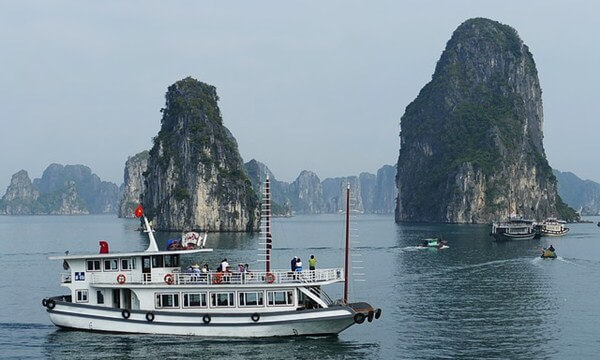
0;1;598;192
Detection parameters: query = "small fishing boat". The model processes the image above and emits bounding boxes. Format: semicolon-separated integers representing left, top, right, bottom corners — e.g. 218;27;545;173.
41;179;381;337
535;218;569;237
490;215;536;241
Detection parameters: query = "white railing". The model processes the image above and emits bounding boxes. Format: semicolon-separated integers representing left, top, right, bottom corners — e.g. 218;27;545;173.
88;268;344;286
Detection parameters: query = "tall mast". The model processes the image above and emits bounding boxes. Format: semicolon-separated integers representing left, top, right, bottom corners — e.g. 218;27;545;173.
344;184;350;304
265;176;272;272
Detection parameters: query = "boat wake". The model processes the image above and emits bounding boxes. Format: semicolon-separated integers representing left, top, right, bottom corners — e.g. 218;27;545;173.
401;246;428;252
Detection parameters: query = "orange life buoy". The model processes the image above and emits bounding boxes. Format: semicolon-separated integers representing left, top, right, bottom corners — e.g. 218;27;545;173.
164;273;174;285
265;272;276;284
116;274;126;284
212;273;223;284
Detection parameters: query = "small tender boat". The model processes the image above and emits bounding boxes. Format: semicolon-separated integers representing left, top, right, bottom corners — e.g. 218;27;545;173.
540;246;557;259
535;218;569;237
41;179;381;337
419;238;448;249
490;215;536;241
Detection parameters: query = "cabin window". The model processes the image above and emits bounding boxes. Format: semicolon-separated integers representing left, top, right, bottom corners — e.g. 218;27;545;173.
210;292;235;307
164;255;180;267
239;291;264;307
103;259;118;271
97;290;104;304
155;293;179;309
183;293;207;308
86;260;101;271
121;258;135;270
152;256;164;268
76;289;88;303
267;290;294;306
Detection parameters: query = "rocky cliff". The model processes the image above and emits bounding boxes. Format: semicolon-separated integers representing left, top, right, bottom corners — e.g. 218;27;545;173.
1;165;115;215
243;161;396;215
374;165;397;214
143;77;259;231
396;18;577;223
244;159;291;216
553;169;600;215
118;151;149;218
33;164;119;213
0;170;40;215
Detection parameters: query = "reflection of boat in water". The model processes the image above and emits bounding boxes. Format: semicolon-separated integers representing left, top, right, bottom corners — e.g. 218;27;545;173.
41;179;381;337
535;218;569;237
419;238;449;249
540;246;557;259
490;216;536;241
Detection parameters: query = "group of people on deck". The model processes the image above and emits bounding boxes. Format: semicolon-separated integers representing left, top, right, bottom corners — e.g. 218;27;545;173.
186;259;252;283
291;255;317;271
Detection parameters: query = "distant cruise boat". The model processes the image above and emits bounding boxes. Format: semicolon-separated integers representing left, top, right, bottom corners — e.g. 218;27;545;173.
41;179;381;337
490;215;536;241
535;218;569;237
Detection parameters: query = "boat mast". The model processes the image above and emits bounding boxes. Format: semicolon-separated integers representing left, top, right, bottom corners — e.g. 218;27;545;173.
344;184;350;304
265;176;272;273
143;216;159;252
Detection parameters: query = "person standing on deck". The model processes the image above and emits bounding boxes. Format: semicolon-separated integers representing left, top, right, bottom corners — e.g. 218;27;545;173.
291;256;297;271
309;255;317;271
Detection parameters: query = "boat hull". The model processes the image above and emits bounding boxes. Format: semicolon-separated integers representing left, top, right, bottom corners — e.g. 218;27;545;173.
45;298;357;337
492;233;536;241
539;228;569;237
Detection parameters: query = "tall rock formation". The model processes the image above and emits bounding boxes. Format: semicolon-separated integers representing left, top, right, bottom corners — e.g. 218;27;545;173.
289;171;324;214
118;151;149;218
359;173;377;213
143;77;258;231
0;170;40;215
396;18;577;223
373;165;397;214
322;176;364;213
244;159;291;216
553;169;600;216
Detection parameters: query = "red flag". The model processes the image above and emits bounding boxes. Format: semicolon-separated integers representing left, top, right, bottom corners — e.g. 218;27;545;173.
134;205;144;218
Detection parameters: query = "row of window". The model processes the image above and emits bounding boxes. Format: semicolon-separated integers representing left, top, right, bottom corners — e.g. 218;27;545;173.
75;289;104;304
87;258;135;272
155;290;294;309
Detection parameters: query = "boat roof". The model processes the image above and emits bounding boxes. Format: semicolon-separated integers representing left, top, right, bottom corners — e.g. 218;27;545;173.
48;248;213;260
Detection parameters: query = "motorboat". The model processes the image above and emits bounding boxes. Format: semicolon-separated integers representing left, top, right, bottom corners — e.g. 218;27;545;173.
41;179;381;337
420;238;448;249
540;246;557;259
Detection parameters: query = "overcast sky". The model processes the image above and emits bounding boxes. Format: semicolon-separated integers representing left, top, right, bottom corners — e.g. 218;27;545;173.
0;0;597;191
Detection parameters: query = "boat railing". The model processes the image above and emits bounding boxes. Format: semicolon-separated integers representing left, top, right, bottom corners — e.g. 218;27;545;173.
89;268;344;286
60;273;71;284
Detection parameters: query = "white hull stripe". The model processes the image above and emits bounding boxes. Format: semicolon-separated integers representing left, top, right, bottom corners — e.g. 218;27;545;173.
48;309;354;327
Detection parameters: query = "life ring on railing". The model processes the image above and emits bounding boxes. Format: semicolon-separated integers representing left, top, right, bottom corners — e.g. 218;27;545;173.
353;313;366;324
265;272;276;284
116;274;126;284
202;314;211;324
146;312;155;322
164;273;174;285
251;313;260;322
212;273;223;284
46;299;56;310
122;309;131;319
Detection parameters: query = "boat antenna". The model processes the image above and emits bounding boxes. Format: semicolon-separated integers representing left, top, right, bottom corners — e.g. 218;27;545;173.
143;215;159;252
344;183;350;304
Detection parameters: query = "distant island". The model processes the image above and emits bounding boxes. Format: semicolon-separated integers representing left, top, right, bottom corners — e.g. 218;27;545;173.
0;164;119;215
395;18;578;223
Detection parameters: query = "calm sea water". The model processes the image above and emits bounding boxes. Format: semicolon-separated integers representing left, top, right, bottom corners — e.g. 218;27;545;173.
1;214;599;359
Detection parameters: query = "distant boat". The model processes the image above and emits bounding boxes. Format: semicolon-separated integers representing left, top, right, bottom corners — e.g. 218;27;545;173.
490;215;536;241
535;218;569;237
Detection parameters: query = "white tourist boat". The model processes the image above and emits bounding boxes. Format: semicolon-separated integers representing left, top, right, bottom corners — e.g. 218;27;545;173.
534;217;569;237
490;215;537;241
42;179;381;337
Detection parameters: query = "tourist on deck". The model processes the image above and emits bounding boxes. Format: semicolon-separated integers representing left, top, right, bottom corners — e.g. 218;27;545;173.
309;255;316;271
295;258;303;271
291;256;298;272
